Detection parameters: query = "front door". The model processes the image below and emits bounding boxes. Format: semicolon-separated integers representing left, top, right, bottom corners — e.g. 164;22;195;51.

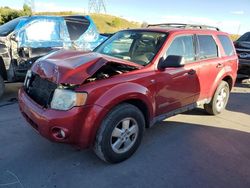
155;35;200;116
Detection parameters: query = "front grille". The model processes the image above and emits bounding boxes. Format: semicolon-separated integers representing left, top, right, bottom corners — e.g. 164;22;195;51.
25;74;57;108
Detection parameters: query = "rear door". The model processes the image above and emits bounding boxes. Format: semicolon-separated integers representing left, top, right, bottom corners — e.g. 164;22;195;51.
155;35;200;116
217;35;238;78
195;34;221;100
17;18;63;59
18;18;63;49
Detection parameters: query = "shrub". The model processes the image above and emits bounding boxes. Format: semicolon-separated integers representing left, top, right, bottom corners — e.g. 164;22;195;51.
0;4;32;25
111;18;121;27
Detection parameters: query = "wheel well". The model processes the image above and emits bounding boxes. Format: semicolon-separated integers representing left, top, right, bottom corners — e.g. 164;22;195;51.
122;99;150;128
222;76;233;90
0;57;7;80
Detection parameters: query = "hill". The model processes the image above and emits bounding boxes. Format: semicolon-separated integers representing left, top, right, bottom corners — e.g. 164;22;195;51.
35;12;140;33
90;13;140;33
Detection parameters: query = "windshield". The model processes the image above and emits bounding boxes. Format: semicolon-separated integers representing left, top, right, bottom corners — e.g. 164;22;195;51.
237;32;250;42
0;17;24;37
95;31;167;66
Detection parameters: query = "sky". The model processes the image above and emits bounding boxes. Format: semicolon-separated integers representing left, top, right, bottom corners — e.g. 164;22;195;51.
1;0;250;34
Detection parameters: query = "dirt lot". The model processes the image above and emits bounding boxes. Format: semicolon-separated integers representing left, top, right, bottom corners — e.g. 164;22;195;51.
0;81;249;188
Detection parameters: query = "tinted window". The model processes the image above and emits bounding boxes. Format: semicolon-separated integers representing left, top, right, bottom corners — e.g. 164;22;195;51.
218;35;235;56
66;21;89;40
237;32;250;42
166;35;195;62
197;35;218;59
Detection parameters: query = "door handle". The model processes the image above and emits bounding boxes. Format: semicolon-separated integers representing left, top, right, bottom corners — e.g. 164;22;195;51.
187;69;196;75
217;63;223;68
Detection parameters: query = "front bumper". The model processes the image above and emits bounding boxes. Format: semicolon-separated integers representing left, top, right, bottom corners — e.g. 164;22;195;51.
18;87;106;148
238;59;250;76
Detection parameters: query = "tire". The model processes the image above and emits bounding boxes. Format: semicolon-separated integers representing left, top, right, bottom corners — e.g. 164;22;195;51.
0;75;4;98
94;103;145;163
204;81;230;115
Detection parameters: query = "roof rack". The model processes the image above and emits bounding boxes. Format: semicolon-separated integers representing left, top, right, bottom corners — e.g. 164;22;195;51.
147;23;220;31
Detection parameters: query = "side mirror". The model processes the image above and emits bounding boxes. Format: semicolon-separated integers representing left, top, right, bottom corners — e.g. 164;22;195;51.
158;55;185;70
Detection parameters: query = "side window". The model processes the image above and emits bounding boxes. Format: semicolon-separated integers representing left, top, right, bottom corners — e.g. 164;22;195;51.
65;21;89;41
25;20;60;41
218;35;235;56
166;35;195;62
197;35;218;59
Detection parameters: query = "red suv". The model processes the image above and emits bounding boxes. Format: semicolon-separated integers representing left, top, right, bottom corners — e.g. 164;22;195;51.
19;24;238;163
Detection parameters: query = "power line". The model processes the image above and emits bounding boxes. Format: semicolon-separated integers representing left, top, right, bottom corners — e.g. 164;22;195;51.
88;0;107;14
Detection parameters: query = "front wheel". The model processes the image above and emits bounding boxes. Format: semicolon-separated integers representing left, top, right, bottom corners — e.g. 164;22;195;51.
94;103;145;163
204;81;230;115
0;75;4;98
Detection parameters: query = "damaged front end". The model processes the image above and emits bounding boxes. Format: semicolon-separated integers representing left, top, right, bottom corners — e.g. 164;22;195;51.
84;62;138;83
24;50;140;108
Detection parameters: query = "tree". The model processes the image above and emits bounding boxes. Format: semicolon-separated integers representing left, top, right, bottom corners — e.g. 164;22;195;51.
0;4;32;25
22;4;32;16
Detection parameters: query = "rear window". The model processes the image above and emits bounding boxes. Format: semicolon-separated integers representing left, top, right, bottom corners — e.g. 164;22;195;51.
218;35;235;56
197;35;218;59
65;21;89;40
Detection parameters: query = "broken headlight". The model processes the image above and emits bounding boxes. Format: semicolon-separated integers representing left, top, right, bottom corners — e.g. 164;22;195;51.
50;89;87;111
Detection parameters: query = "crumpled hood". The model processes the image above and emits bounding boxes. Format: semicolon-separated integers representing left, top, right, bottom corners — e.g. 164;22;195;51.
32;49;141;85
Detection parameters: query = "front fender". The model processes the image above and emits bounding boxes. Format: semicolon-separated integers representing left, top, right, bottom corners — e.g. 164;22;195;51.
95;82;155;121
81;82;155;147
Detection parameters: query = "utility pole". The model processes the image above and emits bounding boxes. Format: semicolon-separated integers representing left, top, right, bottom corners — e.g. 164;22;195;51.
88;0;107;14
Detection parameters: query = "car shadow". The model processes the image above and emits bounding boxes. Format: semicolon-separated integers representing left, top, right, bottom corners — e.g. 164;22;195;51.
235;79;250;88
0;82;22;104
227;92;250;115
181;81;250;116
181;107;207;115
1;119;250;188
227;81;250;115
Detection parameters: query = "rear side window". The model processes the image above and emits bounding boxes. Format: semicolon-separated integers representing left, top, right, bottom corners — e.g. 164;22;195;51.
166;35;195;62
66;21;89;40
218;35;235;56
197;35;218;59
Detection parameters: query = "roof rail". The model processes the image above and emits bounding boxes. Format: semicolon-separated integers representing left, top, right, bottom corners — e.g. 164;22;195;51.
147;23;220;31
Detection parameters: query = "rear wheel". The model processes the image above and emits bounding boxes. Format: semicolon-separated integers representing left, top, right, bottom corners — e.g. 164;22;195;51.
204;81;230;115
94;103;145;163
0;75;4;98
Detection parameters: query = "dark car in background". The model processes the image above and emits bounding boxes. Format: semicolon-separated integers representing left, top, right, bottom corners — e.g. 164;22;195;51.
234;32;250;77
0;15;107;98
